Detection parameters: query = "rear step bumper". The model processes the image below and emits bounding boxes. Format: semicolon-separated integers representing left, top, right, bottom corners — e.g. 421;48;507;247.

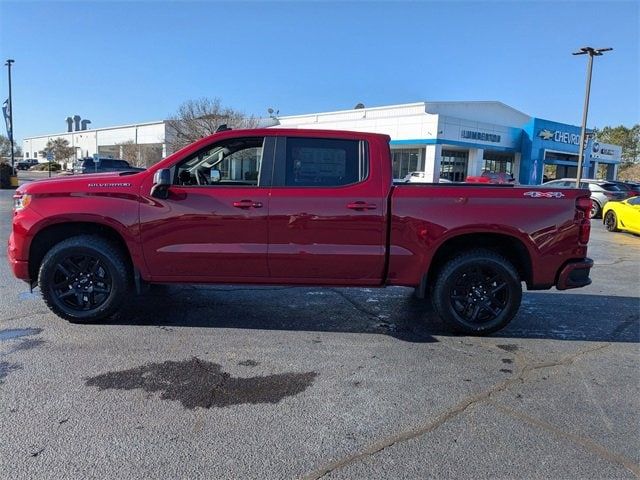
556;258;593;290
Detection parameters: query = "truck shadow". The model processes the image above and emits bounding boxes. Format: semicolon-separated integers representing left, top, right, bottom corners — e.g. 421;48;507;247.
110;286;639;344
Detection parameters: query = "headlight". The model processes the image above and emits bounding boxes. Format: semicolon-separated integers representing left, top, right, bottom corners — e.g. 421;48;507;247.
13;193;32;212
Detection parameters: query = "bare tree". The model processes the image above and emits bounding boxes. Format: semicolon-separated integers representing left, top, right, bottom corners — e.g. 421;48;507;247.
166;98;259;152
0;134;22;159
117;140;140;166
41;138;75;162
116;140;164;168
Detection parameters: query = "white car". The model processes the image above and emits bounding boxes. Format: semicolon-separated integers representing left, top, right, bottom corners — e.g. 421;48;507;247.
542;178;628;218
402;172;452;183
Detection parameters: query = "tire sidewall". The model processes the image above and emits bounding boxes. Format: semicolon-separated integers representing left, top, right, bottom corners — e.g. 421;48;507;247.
433;253;522;335
39;240;128;322
604;211;617;232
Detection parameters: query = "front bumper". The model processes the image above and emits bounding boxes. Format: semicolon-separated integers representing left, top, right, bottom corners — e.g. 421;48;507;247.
556;258;593;290
7;230;31;281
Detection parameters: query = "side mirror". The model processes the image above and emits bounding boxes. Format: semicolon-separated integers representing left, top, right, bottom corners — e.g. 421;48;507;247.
210;169;221;183
151;168;171;199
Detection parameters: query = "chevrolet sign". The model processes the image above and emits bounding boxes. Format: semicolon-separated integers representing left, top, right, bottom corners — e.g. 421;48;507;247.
538;129;580;146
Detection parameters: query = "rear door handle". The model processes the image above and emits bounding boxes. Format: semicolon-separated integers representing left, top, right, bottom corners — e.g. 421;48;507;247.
347;201;377;211
233;200;263;209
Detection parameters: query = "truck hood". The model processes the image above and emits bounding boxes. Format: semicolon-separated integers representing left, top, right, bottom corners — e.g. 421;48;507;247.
18;170;148;195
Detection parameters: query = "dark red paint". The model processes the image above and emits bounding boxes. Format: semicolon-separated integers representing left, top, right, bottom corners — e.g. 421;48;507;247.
8;128;591;292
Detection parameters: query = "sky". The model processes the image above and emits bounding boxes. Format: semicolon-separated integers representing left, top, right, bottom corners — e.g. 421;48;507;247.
0;0;638;143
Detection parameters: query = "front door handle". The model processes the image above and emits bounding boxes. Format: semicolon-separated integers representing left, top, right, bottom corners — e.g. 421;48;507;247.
233;200;263;209
347;201;377;211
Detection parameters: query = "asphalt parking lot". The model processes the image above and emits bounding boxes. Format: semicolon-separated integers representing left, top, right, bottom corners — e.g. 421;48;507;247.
1;186;639;479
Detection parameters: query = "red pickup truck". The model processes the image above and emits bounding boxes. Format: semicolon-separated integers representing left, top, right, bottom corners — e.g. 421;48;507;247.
8;128;593;335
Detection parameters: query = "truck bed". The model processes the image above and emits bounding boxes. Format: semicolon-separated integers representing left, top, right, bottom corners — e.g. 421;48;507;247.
387;183;590;289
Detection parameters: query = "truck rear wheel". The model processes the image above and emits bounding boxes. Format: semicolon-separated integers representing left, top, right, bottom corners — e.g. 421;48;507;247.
39;235;131;323
432;249;522;335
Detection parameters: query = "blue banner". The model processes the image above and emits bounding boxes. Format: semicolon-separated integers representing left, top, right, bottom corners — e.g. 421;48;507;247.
2;98;11;139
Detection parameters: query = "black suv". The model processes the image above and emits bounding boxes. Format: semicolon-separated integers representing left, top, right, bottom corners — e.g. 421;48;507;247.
16;159;39;170
76;157;145;174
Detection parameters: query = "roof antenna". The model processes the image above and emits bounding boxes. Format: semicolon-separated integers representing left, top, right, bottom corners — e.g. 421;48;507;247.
215;124;231;133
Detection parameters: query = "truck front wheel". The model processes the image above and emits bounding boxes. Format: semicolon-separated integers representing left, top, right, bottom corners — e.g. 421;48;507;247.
39;235;131;323
432;250;522;335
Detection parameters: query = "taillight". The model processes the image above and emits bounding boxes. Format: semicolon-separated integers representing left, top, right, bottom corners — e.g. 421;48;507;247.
576;196;592;217
575;196;591;244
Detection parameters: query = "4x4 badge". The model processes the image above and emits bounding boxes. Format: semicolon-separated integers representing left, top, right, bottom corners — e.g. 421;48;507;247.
524;191;565;198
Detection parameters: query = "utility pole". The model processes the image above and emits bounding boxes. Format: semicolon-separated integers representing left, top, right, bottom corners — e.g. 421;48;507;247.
572;47;612;187
4;59;15;170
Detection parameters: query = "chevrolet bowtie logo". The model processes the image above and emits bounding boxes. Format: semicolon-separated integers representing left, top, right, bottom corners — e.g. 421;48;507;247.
539;129;555;140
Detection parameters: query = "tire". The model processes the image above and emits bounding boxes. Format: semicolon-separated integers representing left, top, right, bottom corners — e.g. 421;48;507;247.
432;249;522;335
39;235;131;323
590;200;601;219
604;210;619;232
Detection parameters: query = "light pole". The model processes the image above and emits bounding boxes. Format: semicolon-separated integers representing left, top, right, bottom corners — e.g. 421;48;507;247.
572;46;612;187
4;59;15;170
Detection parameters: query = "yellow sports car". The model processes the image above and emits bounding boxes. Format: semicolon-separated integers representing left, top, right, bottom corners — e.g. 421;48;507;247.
603;196;640;234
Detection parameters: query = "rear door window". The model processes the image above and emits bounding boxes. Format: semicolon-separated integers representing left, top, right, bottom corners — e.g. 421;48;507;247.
280;137;368;187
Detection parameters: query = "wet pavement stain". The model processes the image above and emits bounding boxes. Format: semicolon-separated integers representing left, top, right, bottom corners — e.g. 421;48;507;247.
0;328;42;341
497;344;519;352
18;292;40;302
238;360;259;367
85;357;318;409
0;361;21;381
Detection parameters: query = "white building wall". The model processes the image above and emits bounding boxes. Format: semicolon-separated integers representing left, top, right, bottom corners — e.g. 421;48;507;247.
423;144;442;182
23;121;167;162
278;103;440;142
467;148;485;177
425;101;530;126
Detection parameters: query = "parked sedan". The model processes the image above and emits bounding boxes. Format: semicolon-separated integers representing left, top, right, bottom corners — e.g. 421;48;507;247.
401;172;453;183
603;196;640;234
542;178;627;218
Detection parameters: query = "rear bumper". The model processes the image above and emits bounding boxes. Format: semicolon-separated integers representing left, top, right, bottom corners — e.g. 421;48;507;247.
556;258;593;290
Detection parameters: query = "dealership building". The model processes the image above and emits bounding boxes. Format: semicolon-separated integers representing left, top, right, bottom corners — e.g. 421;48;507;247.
277;102;622;184
22;101;622;184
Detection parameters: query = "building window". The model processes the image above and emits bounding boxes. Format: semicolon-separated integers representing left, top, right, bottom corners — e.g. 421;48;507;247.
483;151;514;174
544;151;578;162
392;148;421;180
440;150;468;182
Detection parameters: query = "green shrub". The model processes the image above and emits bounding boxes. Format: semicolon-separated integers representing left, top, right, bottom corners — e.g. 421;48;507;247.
30;162;61;171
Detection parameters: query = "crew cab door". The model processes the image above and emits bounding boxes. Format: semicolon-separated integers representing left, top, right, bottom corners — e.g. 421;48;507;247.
267;136;387;284
139;136;273;280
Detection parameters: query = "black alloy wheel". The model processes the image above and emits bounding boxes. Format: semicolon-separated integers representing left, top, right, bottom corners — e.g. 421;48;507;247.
432;250;522;335
39;235;130;322
449;265;509;324
51;254;112;311
604;210;619;232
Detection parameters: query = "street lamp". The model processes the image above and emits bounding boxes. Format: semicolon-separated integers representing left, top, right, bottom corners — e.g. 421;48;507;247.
572;46;612;187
